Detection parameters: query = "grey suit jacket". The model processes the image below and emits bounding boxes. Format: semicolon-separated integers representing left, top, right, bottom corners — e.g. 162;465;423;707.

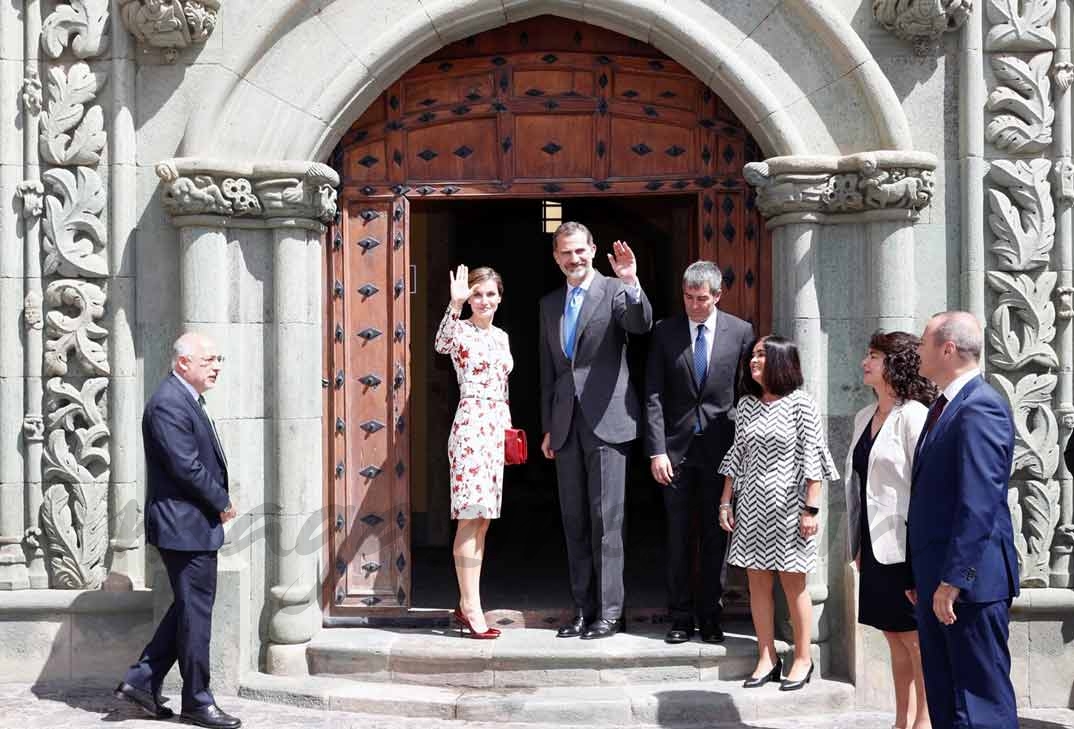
644;311;753;468
539;272;653;450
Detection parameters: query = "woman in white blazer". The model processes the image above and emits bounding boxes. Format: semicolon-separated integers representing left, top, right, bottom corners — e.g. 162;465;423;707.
846;331;937;729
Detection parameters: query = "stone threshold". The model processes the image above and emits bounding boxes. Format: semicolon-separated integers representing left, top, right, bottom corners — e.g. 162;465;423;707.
240;671;855;726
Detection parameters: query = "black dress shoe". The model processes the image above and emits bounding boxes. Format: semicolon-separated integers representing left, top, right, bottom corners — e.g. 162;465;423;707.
779;661;814;691
113;681;174;719
664;620;695;644
580;617;622;640
180;703;242;728
742;657;782;688
700;618;725;644
556;613;591;638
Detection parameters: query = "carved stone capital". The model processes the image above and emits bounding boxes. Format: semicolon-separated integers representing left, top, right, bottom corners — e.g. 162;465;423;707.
23;290;44;331
1055;286;1074;320
1053;158;1074;207
119;0;220;62
17;180;45;219
1052;62;1074;94
873;0;972;56
156;158;340;226
22;415;44;444
743;151;937;226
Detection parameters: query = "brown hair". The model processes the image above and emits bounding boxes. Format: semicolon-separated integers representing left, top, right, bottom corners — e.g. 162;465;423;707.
739;335;804;398
551;221;594;249
468;266;503;295
868;330;938;405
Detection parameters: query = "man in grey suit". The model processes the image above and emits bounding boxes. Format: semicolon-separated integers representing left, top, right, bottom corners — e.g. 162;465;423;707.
539;221;653;640
645;261;753;644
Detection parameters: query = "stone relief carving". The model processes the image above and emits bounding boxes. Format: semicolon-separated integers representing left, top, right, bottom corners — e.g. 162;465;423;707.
255;163;339;222
23;291;44;331
22;415;45;443
119;0;220;61
987;270;1058;369
985;157;1063;585
160;174;246;216
42;0;111;60
873;0;972;55
21;73;42;116
744;158;934;219
1053;158;1074;205
985;0;1057;51
1054;285;1074;319
986;53;1055;153
41;167;108;278
40;482;109;589
39;62;108;167
17;180;45;219
1052;61;1074;94
987;159;1054;270
43;280;109;377
220;177;261;215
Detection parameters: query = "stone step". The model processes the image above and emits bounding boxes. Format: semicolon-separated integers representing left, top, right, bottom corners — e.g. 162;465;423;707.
307;625;822;688
240;672;855;726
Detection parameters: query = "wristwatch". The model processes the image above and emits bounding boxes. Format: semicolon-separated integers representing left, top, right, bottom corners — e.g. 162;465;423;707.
802;505;820;516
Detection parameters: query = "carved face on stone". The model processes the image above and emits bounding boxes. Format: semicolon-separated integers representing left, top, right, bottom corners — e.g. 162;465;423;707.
174;333;223;394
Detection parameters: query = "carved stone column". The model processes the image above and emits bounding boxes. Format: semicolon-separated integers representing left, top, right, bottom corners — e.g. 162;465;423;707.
156;158;338;675
118;0;221;63
746;150;937;645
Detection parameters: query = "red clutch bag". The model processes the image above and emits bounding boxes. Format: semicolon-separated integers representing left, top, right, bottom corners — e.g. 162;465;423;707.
504;428;528;465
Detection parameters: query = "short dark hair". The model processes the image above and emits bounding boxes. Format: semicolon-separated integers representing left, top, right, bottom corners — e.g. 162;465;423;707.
739;335;804;398
552;221;594;249
867;330;937;405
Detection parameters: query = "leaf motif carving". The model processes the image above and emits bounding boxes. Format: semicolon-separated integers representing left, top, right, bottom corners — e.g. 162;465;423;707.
42;167;107;278
986;0;1057;51
986;270;1058;369
986;53;1055;152
40;485;87;588
42;0;111;60
44;280;109;377
39;63;108;166
989;372;1059;480
1019;478;1060;586
987;159;1054;270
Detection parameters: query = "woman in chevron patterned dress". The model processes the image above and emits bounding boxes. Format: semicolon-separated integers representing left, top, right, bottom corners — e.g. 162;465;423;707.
718;336;838;691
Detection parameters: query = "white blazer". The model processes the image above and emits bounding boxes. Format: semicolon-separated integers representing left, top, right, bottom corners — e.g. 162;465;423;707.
844;400;928;565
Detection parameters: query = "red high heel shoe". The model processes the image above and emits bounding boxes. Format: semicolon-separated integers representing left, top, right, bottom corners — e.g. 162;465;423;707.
453;607;501;639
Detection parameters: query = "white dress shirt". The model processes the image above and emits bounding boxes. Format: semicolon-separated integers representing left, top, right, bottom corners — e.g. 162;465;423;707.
942;367;982;403
689;309;718;368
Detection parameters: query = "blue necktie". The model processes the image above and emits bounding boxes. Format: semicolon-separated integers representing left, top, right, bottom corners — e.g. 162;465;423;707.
693;324;707;432
563;287;584;359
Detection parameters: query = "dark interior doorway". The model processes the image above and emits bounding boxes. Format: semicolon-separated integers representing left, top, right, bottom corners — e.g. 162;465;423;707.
409;195;698;611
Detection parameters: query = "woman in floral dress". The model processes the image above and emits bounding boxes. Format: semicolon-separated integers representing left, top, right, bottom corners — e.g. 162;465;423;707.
434;264;514;639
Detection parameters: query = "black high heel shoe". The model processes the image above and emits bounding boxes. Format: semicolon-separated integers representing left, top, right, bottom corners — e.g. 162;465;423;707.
779;660;814;691
742;657;782;688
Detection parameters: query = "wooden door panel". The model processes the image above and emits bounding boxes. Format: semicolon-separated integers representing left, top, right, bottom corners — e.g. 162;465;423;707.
327;198;411;612
608;118;694;178
612;72;697;111
346;140;389;183
513;114;594;178
407;119;500;181
512;68;595;97
403;73;496;113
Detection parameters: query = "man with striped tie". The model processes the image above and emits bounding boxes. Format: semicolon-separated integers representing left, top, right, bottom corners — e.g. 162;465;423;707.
645;261;754;644
539;221;652;640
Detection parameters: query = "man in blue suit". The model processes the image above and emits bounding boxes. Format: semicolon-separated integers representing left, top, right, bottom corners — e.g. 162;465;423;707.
115;332;241;729
908;311;1019;729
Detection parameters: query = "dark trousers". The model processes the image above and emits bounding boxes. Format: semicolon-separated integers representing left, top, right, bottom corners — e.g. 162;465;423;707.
915;596;1018;729
555;401;629;621
663;438;727;623
124;548;218;711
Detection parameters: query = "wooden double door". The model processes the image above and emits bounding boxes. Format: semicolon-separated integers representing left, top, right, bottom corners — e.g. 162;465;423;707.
322;16;770;618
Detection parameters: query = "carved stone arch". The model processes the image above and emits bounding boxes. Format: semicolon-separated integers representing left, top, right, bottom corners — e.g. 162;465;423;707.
181;0;915;162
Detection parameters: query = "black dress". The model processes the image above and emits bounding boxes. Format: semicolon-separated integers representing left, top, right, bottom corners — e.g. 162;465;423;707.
853;421;916;633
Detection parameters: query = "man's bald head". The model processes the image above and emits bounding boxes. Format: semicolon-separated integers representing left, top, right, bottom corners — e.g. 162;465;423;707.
171;332;222;394
917;311;983;389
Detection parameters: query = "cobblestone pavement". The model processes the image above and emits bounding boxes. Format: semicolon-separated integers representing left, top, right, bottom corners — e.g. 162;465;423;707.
1;684;1071;729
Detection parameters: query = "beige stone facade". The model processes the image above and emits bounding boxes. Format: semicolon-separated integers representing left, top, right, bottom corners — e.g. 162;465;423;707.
0;0;1071;717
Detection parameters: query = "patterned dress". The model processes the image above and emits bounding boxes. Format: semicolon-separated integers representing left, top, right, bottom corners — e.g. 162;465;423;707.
719;389;839;573
434;307;514;520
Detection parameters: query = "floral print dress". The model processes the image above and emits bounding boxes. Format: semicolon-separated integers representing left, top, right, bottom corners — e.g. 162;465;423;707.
434;307;514;519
